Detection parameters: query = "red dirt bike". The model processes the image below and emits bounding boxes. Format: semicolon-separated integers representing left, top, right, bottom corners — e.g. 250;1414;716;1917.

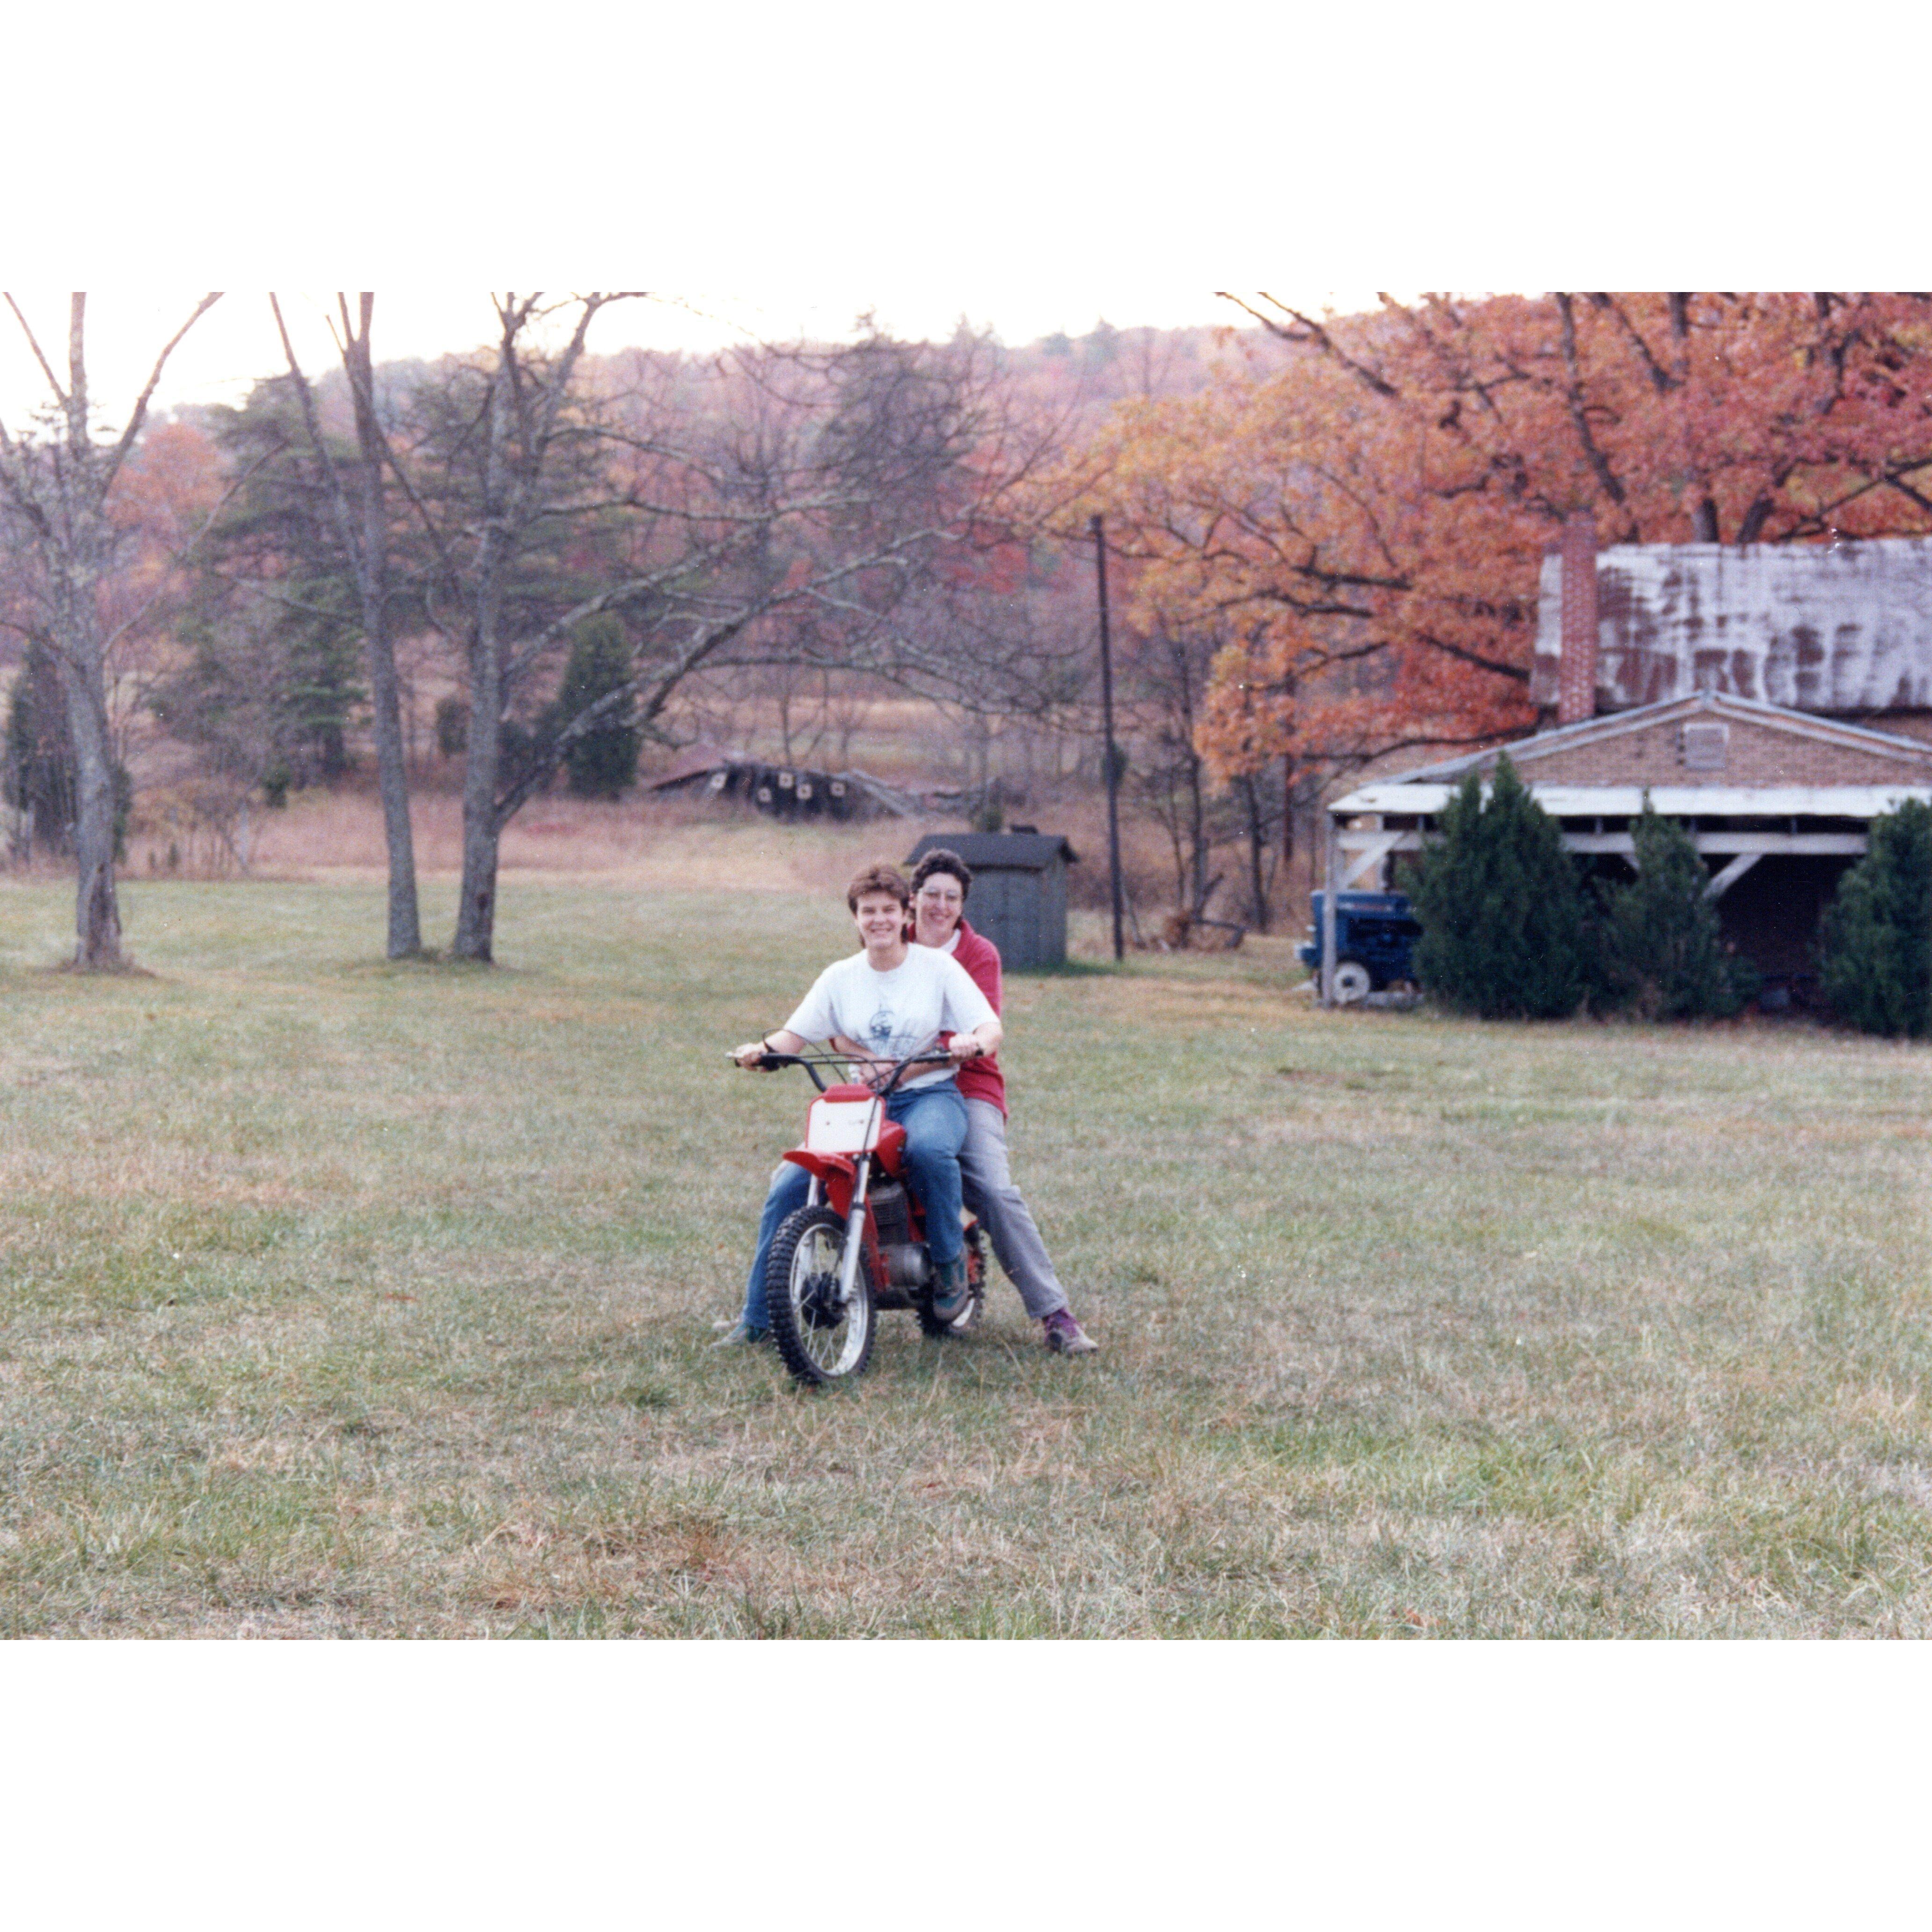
742;1050;988;1387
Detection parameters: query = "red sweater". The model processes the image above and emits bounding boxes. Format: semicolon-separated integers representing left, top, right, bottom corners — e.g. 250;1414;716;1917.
944;919;1007;1116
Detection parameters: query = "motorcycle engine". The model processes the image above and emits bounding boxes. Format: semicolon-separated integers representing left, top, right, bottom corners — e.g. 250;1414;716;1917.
870;1179;912;1248
869;1181;926;1288
883;1243;930;1289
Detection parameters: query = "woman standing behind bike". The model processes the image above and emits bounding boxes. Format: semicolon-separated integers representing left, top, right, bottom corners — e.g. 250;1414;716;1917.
906;849;1098;1356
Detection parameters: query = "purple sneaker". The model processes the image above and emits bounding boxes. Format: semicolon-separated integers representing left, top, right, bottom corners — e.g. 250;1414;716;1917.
1043;1311;1098;1355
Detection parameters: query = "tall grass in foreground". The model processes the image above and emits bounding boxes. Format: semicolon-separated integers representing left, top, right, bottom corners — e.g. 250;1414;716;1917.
2;875;1929;1636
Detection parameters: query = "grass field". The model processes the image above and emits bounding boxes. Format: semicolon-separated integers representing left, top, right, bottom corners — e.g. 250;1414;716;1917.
3;873;1930;1638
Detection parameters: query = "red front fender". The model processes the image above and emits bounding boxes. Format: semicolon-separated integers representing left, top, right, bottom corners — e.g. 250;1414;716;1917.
781;1148;856;1216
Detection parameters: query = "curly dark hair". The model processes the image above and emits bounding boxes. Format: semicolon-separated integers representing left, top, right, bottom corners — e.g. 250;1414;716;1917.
908;849;973;902
845;863;912;913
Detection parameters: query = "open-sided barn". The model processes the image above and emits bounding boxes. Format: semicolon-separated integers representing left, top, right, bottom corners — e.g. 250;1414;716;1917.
1326;527;1932;1003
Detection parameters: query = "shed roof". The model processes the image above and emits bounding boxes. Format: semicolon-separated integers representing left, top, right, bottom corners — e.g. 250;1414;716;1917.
1331;692;1932;819
1350;691;1932;783
905;832;1078;871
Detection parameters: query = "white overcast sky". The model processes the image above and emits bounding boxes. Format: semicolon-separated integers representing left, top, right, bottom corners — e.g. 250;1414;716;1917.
2;0;1922;426
0;287;1350;427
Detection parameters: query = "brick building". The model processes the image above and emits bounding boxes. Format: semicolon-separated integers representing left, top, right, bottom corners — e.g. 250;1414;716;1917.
1324;525;1932;997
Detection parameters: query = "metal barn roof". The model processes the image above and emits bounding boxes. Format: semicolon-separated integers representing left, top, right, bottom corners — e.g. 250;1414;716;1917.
1532;537;1932;714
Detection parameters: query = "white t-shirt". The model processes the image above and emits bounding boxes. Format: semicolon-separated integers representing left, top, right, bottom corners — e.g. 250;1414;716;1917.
784;945;996;1091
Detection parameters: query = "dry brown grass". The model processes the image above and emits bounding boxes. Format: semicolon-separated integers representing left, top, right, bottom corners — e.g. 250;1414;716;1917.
98;778;1203;923
116;786;983;895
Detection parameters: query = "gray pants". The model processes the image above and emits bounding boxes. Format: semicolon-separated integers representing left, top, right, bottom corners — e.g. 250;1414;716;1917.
959;1097;1070;1321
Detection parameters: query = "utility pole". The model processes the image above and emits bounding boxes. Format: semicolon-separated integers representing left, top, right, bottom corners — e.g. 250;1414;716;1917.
1091;513;1126;962
1320;807;1339;1007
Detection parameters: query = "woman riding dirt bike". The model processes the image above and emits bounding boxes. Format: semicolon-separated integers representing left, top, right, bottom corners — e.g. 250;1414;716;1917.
726;864;1001;1377
737;1045;995;1384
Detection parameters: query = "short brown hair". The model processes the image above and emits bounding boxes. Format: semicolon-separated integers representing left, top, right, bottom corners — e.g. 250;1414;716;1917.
909;849;973;902
845;863;912;913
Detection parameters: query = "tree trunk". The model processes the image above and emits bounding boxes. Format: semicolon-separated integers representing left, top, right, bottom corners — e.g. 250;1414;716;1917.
453;625;504;962
1187;751;1209;914
342;298;422;959
358;489;422;958
452;343;514;964
54;595;124;968
1242;771;1271;932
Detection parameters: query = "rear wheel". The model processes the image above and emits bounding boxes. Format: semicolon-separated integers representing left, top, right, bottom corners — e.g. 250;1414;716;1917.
766;1205;874;1387
1329;959;1372;1004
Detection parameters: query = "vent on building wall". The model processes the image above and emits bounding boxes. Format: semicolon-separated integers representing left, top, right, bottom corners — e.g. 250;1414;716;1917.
1680;721;1729;772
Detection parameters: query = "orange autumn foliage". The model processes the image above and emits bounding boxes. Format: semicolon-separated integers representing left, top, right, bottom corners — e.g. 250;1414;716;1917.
1063;293;1932;782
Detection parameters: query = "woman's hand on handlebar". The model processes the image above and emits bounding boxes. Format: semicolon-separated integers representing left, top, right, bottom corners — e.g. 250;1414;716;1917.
947;1023;999;1063
731;1027;807;1069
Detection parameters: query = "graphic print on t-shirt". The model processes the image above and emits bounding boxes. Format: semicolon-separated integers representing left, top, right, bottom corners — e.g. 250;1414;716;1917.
862;1004;900;1056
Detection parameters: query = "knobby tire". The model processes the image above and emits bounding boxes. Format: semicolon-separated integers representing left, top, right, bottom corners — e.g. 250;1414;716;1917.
766;1203;875;1387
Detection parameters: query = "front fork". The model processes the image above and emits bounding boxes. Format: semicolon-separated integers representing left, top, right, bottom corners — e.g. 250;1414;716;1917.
834;1154;872;1310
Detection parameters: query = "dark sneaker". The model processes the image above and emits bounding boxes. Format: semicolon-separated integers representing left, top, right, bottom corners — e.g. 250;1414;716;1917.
929;1257;971;1324
1043;1311;1098;1355
710;1319;768;1349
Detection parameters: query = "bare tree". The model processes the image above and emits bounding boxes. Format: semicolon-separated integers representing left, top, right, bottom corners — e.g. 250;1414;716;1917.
374;301;1061;962
269;293;422;957
0;293;220;966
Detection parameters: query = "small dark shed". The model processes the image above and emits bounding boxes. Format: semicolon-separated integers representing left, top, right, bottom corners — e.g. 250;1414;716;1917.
905;832;1079;971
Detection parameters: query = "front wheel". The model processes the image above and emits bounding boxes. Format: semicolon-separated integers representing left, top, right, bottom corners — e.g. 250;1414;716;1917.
766;1205;875;1387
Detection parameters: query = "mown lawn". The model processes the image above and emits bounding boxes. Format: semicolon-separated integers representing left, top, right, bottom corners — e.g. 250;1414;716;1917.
2;875;1929;1637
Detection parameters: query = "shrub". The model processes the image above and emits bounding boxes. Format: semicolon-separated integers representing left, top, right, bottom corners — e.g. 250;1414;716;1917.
1407;754;1588;1019
1599;799;1746;1019
435;697;468;761
1820;799;1932;1038
554;616;639;801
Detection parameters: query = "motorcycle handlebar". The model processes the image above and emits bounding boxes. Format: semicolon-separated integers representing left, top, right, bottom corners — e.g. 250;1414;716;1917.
727;1046;963;1096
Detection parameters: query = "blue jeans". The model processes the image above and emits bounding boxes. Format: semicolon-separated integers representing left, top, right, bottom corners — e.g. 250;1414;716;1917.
741;1081;968;1330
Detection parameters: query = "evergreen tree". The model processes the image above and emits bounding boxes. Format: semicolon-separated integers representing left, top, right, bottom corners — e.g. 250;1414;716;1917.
275;572;364;784
1821;800;1932;1038
190;382;369;791
3;644;130;860
1600;798;1746;1019
1408;754;1588;1019
553;615;639;801
3;640;74;849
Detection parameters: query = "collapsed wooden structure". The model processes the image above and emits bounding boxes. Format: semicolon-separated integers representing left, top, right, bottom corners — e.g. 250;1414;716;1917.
647;756;943;821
